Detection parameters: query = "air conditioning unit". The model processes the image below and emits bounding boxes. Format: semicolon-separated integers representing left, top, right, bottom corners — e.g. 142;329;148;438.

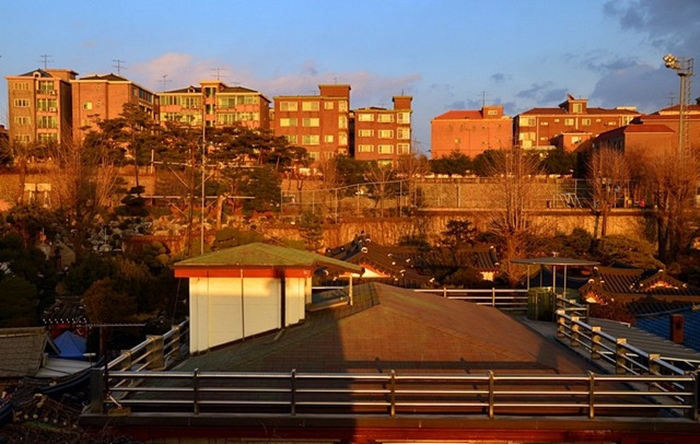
49;107;57;112
49;90;56;95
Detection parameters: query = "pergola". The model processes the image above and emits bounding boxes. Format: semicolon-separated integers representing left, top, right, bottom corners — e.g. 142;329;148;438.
512;256;600;296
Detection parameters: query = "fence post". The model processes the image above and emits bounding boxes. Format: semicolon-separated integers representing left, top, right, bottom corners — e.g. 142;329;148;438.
390;370;396;418
616;339;628;374
147;335;165;370
488;371;495;419
491;288;496;307
89;368;105;414
193;368;200;415
443;287;447;298
591;326;602;360
570;316;580;348
587;371;595;419
556;310;566;339
291;369;297;416
170;324;182;362
689;371;699;421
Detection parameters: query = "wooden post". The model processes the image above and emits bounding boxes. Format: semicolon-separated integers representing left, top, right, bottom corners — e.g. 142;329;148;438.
89;368;105;414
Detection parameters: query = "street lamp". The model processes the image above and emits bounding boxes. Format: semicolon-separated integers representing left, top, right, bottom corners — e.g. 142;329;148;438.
663;53;694;156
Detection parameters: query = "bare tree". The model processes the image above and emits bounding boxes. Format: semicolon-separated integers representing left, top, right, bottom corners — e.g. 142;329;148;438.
587;146;630;238
484;147;543;284
630;146;698;264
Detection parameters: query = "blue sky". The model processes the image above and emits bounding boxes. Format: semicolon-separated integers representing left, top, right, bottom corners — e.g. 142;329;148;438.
1;0;698;154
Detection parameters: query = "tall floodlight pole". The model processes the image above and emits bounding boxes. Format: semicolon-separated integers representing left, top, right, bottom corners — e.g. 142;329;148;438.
201;108;206;255
663;54;694;156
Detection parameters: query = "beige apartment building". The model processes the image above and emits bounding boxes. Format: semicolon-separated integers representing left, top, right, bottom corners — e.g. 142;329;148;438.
71;73;158;142
6;68;77;147
273;84;351;163
160;80;270;130
353;96;413;163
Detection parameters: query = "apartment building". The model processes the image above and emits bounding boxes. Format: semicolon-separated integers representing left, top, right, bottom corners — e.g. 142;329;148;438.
430;105;512;159
273;84;351;163
5;68;77;147
353;96;413;163
71;73;158;142
161;80;271;130
514;94;641;151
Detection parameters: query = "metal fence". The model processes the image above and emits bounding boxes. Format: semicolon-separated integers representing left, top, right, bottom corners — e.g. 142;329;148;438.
85;297;700;420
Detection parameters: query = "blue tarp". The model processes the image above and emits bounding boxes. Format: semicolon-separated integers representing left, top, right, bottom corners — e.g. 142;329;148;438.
54;330;87;360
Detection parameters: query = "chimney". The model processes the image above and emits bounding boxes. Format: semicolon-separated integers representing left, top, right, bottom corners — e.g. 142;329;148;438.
670;314;684;344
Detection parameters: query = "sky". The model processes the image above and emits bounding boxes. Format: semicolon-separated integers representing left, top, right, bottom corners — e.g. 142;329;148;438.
1;0;699;155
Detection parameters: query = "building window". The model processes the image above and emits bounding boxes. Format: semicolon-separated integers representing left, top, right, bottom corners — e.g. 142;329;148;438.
83;102;93;110
396;143;410;155
358;129;374;137
302;135;320;145
378;114;395;123
302;117;320;127
564;118;574;126
573;103;582;113
280;101;298;111
339;101;348;111
338;116;348;129
279;118;298;127
37;116;58;129
12;82;29;90
37;80;54;93
378;144;393;154
378;129;394;139
308;151;319;160
38;133;58;142
357;113;374;122
13;99;30;107
324;101;334;110
397;128;410;140
302;101;319;111
582;118;591;126
285;135;298;144
487;109;498;116
324;135;334;143
397;112;411;124
14;116;30;125
540;121;549;126
339;132;348;145
520;117;536;127
37;99;57;111
358;144;374;153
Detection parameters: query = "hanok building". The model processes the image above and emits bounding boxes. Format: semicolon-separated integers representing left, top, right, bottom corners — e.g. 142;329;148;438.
430;105;512;159
353;96;413;163
71;73;158;142
514;94;641;151
5;68;78;147
273;84;351;163
160;80;271;130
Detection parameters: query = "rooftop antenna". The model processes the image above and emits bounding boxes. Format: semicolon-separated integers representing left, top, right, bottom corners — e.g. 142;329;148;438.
666;92;676;107
160;74;171;92
39;54;52;70
479;91;488;108
112;59;127;76
212;67;226;81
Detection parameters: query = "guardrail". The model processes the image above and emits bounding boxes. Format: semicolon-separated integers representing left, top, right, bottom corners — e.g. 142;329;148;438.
107;319;190;373
414;288;528;312
88;368;698;420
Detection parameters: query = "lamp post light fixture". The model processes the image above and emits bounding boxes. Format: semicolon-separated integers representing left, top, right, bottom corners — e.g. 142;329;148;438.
663;53;694;156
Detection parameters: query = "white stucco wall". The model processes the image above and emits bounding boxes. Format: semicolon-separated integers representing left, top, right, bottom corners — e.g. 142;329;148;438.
189;275;311;353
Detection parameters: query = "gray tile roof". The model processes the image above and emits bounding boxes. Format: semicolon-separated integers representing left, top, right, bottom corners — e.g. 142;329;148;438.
0;327;52;378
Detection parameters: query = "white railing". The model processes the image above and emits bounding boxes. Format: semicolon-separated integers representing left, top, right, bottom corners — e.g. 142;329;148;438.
415;288;528;311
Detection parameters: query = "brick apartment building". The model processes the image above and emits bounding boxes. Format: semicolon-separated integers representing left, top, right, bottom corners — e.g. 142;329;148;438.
353;96;413;163
5;68;78;147
594;101;700;156
430;105;512;159
160;80;271;131
72;73;158;142
514;94;641;151
273;84;351;163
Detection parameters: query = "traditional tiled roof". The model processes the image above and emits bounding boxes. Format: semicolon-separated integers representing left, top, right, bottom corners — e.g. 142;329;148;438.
0;327;56;378
578;266;700;304
41;296;87;325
